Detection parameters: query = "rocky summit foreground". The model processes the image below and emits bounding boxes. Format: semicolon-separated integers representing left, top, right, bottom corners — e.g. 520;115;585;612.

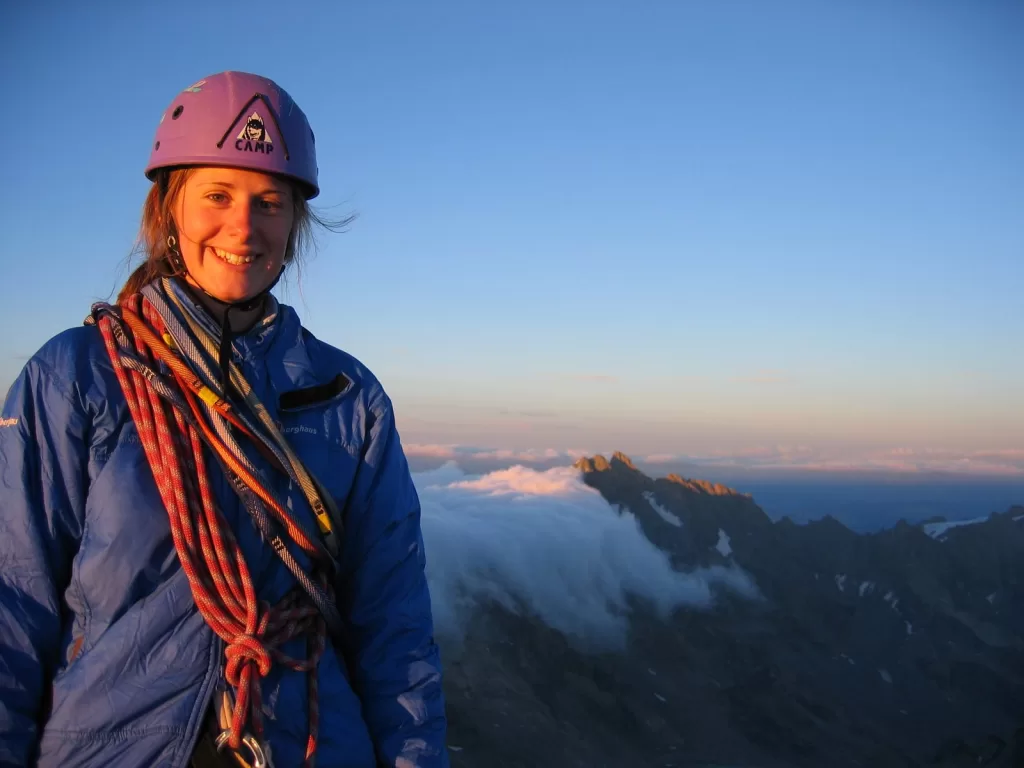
440;452;1024;768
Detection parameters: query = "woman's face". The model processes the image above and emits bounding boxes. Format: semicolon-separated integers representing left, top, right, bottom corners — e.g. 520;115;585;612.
173;167;295;303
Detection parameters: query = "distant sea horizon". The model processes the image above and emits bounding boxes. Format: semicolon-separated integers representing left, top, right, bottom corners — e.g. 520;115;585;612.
716;477;1024;532
635;462;1024;532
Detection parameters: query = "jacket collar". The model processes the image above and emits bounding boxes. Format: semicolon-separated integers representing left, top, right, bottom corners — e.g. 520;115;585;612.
161;278;328;396
164;278;283;362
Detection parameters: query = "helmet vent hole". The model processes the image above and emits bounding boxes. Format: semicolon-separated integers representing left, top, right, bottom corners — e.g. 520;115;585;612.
172;105;184;120
154;141;161;150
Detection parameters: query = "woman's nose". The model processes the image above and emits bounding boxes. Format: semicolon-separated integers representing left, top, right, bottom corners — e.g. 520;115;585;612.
226;201;256;240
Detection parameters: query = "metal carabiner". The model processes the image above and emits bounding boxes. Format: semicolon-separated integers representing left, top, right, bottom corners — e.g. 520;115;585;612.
214;729;271;768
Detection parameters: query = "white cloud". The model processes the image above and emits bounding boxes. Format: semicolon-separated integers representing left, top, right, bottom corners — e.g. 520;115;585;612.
407;442;1024;477
416;463;758;651
467;448;564;462
864;448;1024;476
405;444;588;465
404;443;459;459
643;444;1024;476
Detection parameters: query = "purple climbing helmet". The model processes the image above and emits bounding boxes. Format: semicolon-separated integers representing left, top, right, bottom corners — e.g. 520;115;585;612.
145;71;319;199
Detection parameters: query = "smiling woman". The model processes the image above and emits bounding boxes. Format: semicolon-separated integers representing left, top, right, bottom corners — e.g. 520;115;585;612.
0;71;449;768
119;167;317;313
126;167;296;324
174;170;294;300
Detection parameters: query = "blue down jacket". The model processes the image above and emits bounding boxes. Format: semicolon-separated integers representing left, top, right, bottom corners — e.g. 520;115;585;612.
0;283;448;767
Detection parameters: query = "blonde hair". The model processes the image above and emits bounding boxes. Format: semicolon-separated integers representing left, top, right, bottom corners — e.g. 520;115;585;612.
117;168;352;303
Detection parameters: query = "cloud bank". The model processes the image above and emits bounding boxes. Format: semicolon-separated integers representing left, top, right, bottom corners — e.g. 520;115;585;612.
414;463;758;651
405;443;1024;477
642;446;1024;477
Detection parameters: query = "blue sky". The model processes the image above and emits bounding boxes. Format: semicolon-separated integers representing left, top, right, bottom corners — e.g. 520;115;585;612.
2;1;1022;474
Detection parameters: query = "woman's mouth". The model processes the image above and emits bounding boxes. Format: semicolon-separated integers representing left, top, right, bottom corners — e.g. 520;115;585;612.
211;247;257;266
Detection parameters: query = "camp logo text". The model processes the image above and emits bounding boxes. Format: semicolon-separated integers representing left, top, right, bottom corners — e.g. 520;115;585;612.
0;417;18;428
236;112;274;155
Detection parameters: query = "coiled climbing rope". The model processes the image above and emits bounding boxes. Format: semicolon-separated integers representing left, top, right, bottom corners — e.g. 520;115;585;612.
92;287;338;767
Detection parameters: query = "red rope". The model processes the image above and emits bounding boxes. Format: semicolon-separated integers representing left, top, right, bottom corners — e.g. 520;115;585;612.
98;295;325;766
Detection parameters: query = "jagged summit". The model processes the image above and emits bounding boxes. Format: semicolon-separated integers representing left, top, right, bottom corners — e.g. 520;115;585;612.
610;450;637;470
573;451;639;473
572;454;610;473
573;452;744;498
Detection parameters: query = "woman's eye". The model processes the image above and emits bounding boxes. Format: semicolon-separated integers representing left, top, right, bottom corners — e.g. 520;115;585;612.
206;192;228;203
260;198;284;211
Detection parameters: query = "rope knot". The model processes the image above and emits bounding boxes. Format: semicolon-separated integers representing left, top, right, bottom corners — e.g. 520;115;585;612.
225;633;273;683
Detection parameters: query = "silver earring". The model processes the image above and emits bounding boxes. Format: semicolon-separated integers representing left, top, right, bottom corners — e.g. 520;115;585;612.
165;234;186;274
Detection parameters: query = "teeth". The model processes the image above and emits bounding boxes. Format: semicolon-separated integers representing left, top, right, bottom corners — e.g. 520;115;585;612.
213;248;254;265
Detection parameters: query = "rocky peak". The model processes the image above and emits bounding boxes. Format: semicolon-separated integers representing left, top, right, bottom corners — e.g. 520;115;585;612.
610;451;637;470
575;452;642;476
573;454;611;473
665;473;744;497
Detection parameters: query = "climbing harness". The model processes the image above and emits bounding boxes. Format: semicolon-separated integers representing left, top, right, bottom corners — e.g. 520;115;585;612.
89;279;346;767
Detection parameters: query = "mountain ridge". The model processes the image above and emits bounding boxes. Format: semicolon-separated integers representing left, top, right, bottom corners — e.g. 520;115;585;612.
442;452;1024;767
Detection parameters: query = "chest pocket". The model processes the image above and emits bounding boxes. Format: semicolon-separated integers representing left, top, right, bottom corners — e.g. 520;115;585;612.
274;373;361;528
278;373;352;413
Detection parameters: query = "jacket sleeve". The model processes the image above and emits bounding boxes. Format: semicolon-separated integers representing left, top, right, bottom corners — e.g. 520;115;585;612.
0;356;87;767
337;388;449;768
